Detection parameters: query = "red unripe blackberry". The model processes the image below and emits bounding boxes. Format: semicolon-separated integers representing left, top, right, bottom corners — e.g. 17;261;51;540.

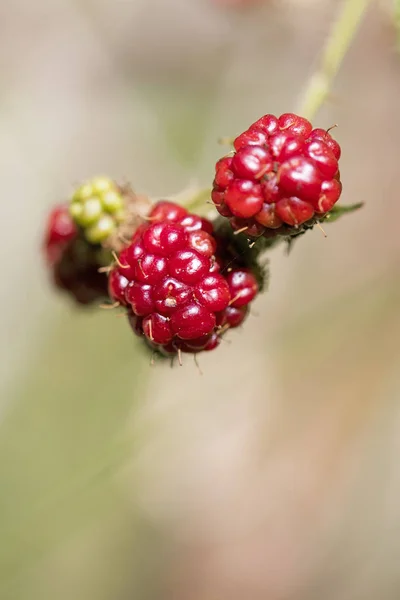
109;202;260;358
212;113;342;237
148;200;188;223
108;270;129;305
225;180;264;218
226;269;258;308
217;305;249;328
44;205;108;305
45;204;77;250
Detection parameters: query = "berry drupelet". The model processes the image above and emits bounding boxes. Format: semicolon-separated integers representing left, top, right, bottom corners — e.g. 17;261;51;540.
44;204;109;305
212;113;342;237
108;201;260;357
69;176;126;244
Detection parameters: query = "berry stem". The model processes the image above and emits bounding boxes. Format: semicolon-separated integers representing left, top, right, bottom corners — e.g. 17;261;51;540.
297;0;372;121
396;0;400;50
182;188;213;215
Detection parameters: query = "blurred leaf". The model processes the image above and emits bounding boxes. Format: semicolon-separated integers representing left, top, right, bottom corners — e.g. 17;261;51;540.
324;202;364;223
0;308;148;592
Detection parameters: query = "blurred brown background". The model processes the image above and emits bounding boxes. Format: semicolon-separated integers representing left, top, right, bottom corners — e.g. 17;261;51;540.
1;0;400;598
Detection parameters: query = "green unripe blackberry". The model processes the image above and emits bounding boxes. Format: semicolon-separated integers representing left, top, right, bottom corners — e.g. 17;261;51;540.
69;177;125;244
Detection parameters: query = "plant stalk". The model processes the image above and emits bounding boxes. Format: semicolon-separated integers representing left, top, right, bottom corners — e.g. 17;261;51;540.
298;0;372;121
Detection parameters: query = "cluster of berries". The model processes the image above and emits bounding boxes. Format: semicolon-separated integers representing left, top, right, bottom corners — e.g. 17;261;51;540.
212;113;342;238
43;113;345;360
108;201;259;357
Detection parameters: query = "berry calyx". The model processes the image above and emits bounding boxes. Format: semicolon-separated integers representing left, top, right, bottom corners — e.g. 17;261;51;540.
212;113;342;238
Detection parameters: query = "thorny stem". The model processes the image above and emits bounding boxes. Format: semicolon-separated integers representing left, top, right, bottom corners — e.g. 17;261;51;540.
297;0;372;121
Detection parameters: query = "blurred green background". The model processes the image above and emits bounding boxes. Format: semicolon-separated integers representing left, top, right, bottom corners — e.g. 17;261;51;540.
1;0;400;598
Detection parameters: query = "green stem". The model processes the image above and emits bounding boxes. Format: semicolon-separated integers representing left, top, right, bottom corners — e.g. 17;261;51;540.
297;0;372;121
180;188;213;215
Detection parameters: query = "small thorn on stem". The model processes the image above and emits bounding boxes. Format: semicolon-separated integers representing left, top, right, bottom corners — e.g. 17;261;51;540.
100;301;120;310
148;318;154;341
112;251;129;269
150;352;156;367
177;348;183;367
98;265;113;274
217;324;230;336
228;292;243;306
194;354;203;375
248;240;256;249
234;227;248;236
326;124;338;134
316;222;328;238
115;311;128;318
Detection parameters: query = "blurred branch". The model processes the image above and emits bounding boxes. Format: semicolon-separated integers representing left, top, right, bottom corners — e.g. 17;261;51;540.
396;0;400;49
298;0;372;121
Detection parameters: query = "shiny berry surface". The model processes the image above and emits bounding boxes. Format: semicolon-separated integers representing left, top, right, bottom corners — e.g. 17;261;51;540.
212;112;342;237
226;270;259;308
45;205;77;249
109;202;260;357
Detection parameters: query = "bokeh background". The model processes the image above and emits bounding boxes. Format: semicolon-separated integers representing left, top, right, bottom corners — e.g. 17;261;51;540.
1;0;400;598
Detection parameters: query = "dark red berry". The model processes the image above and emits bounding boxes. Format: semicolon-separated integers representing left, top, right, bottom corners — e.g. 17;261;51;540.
112;203;259;358
316;179;342;213
142;222;186;256
278;157;323;204
125;282;154;316
251;114;279;136
231;146;273;179
153;277;192;315
170;303;216;339
188;230;217;257
134;254;169;284
234;128;268;151
169;250;209;284
217;305;249;328
308;128;341;160
213;113;342;236
44;205;110;305
215;157;235;188
118;248;138;280
194;274;231;311
278;113;312;138
255;203;283;229
45;205;77;247
261;176;281;204
304;140;338;179
269;132;304;161
225;180;264;218
179;214;204;232
275;197;314;227
108;269;129;305
143;313;173;344
148;201;188;223
226;269;258;308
